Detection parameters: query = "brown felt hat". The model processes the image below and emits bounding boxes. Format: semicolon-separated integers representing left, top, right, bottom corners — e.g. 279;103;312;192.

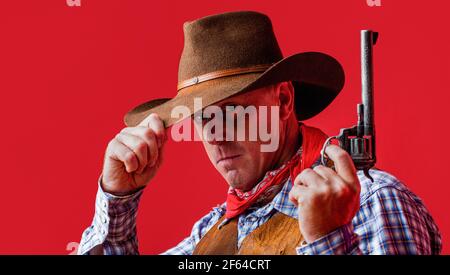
124;11;345;128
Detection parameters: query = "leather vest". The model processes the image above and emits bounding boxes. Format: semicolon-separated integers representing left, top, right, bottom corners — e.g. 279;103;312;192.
193;212;304;255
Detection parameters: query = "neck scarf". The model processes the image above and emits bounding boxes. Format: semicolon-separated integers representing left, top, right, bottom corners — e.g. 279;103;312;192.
225;123;328;219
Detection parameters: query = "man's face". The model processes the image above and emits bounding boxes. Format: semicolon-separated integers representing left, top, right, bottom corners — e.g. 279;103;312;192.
193;85;285;192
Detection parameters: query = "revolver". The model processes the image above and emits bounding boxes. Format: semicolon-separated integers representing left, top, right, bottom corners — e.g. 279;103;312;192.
320;30;378;182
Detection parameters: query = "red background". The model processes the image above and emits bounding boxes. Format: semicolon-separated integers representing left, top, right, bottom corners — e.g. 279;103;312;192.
0;0;448;254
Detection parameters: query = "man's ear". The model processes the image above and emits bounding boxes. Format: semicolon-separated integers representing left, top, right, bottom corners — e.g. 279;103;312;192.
277;81;295;121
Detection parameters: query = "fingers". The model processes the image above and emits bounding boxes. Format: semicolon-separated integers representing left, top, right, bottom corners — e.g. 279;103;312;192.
312;165;336;180
115;113;166;174
324;145;357;183
291;167;336;205
115;133;149;174
120;126;160;168
294;168;324;187
289;184;307;206
108;138;139;173
139;113;166;147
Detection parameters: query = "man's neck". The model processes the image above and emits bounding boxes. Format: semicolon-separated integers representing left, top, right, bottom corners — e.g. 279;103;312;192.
251;119;301;207
273;119;302;170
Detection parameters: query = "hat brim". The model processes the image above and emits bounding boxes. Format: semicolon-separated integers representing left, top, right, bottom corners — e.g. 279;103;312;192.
124;52;345;127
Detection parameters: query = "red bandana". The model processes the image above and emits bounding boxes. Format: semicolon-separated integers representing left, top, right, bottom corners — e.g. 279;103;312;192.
225;123;328;219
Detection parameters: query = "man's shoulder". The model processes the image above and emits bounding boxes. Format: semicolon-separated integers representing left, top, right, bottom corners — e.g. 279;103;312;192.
357;169;419;205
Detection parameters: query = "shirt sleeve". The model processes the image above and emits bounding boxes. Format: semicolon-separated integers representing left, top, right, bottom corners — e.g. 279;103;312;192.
77;181;144;255
296;223;362;255
296;175;442;255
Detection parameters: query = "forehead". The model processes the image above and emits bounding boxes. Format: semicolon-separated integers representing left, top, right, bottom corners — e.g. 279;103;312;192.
214;85;274;108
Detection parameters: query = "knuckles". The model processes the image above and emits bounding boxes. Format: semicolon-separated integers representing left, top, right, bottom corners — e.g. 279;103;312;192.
302;168;314;175
135;140;148;152
124;152;137;165
312;165;323;173
334;184;351;199
146;113;165;134
120;127;131;134
295;168;313;184
141;127;156;141
295;168;357;204
288;186;302;204
107;138;117;149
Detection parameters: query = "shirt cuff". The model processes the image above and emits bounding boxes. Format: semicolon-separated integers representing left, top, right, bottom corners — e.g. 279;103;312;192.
296;223;361;255
77;177;144;255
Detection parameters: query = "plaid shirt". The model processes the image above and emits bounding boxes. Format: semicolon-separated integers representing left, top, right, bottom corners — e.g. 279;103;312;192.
78;168;441;255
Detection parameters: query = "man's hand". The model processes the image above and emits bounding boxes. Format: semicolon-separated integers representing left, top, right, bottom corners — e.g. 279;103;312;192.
101;113;167;196
289;145;361;244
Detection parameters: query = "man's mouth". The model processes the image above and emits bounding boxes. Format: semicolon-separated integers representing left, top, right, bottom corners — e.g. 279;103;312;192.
216;155;242;165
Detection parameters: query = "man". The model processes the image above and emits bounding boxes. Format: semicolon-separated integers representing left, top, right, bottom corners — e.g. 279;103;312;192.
78;11;441;255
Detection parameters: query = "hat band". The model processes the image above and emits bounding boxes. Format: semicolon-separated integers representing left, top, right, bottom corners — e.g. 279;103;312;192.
177;63;273;91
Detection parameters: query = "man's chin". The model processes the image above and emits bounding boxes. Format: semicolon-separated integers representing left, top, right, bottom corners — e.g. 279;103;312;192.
222;170;238;185
223;170;245;190
223;170;256;192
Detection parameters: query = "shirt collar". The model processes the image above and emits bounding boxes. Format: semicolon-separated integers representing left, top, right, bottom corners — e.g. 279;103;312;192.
245;155;323;220
247;178;298;219
219;150;323;220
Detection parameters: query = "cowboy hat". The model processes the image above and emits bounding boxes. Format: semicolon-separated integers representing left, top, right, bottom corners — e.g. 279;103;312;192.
124;11;345;127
